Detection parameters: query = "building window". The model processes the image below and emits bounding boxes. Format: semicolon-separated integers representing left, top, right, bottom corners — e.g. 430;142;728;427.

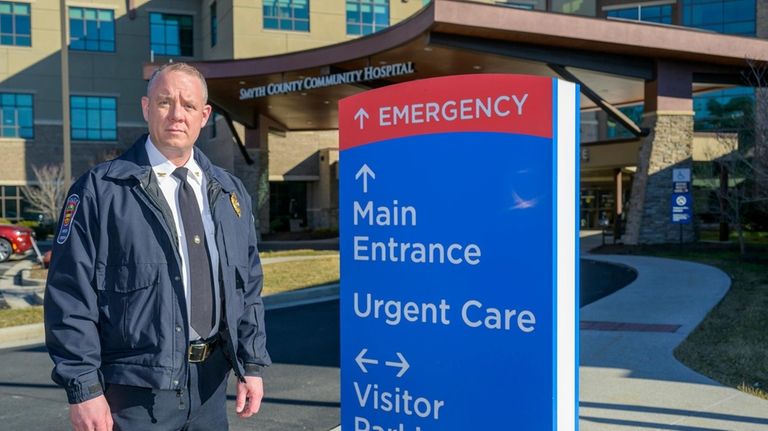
346;0;388;36
605;4;673;23
0;2;31;46
210;2;217;47
682;0;755;36
495;1;535;9
150;12;193;56
71;95;117;141
263;0;309;32
0;185;31;221
606;104;644;139
693;87;754;131
69;7;115;52
0;93;33;139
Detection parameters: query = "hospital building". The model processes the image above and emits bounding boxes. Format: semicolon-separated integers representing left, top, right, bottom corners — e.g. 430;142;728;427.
1;0;766;243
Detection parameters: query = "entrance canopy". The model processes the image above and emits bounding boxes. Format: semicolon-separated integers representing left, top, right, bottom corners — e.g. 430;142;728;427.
144;0;768;132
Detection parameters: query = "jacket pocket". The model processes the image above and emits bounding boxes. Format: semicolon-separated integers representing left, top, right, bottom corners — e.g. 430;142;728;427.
97;263;161;292
97;263;163;352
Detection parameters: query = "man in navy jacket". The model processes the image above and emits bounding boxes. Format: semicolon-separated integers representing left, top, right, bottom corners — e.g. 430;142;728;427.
44;62;270;430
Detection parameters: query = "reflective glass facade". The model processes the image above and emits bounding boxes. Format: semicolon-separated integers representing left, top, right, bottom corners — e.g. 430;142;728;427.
0;92;33;139
606;4;673;23
346;0;389;36
693;87;755;131
0;2;30;47
150;12;193;56
682;0;756;35
0;185;34;221
263;0;310;32
70;7;115;52
606;105;644;139
71;96;117;141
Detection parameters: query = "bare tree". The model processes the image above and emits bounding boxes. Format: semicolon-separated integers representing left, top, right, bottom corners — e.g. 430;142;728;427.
22;164;67;225
705;61;768;256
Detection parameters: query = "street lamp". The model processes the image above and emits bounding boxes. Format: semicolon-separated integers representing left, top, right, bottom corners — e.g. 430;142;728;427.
60;0;71;185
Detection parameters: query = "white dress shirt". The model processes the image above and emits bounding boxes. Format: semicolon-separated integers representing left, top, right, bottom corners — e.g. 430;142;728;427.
145;137;221;341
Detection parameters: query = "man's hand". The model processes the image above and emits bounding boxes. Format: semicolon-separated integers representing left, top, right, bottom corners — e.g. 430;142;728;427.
69;395;113;431
235;376;264;418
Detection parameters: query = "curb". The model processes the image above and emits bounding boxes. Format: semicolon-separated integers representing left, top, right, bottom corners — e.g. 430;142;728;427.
0;322;44;349
264;283;339;310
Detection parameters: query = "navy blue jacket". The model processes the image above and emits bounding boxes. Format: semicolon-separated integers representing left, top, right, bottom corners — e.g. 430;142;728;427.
44;136;270;404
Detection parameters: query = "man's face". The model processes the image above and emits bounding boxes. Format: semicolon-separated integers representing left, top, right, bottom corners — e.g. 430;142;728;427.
141;70;212;159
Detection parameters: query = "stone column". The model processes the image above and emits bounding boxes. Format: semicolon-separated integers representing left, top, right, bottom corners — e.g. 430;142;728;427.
624;61;696;244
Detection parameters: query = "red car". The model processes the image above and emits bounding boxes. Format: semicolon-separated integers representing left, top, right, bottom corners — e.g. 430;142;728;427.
0;224;34;263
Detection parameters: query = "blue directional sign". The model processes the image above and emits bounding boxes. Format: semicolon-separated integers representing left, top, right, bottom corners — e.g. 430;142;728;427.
339;75;579;431
671;168;692;224
672;192;692;224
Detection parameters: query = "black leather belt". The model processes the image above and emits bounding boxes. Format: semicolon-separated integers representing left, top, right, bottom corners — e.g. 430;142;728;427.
188;336;219;363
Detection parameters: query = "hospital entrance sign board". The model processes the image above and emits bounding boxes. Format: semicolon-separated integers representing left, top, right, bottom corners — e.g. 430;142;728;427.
339;74;580;431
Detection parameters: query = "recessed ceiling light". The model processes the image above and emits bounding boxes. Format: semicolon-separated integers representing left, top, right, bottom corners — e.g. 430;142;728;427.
473;65;482;70
239;81;246;85
323;100;330;104
424;47;433;52
300;92;307;96
379;60;388;65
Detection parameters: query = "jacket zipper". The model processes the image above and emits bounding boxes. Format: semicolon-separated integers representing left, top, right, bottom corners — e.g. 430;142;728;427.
137;180;190;391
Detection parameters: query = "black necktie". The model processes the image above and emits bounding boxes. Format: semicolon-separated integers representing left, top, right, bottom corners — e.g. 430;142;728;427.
172;167;215;338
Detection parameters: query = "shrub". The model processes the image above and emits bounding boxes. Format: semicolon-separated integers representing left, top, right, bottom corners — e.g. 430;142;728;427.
743;201;768;231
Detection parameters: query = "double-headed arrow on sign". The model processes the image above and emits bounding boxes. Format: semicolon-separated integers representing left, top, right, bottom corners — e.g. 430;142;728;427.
355;348;410;378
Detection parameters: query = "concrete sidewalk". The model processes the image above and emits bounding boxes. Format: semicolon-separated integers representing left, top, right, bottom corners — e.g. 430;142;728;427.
332;251;768;431
0;254;340;349
579;254;768;430
0;258;44;308
7;233;768;430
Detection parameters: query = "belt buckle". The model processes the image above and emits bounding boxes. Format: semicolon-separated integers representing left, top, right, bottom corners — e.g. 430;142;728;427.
188;342;209;363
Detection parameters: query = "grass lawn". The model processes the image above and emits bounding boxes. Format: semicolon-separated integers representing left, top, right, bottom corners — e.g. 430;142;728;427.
260;249;338;259
262;255;339;296
9;250;339;328
595;236;768;400
699;230;768;244
0;306;43;329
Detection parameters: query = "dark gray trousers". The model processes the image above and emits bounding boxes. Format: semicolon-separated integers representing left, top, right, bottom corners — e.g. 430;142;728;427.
105;346;231;431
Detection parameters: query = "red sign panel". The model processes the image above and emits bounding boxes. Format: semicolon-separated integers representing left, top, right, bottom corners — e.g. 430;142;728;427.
339;74;553;149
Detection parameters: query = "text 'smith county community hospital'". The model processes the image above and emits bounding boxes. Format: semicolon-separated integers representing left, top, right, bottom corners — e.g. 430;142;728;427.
1;0;767;243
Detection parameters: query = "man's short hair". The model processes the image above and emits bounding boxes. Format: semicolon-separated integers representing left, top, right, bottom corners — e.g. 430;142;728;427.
147;62;209;103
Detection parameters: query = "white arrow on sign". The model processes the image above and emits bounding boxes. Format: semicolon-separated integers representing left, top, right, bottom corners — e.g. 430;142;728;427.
355;164;376;193
385;352;410;378
355;348;379;373
354;108;370;129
